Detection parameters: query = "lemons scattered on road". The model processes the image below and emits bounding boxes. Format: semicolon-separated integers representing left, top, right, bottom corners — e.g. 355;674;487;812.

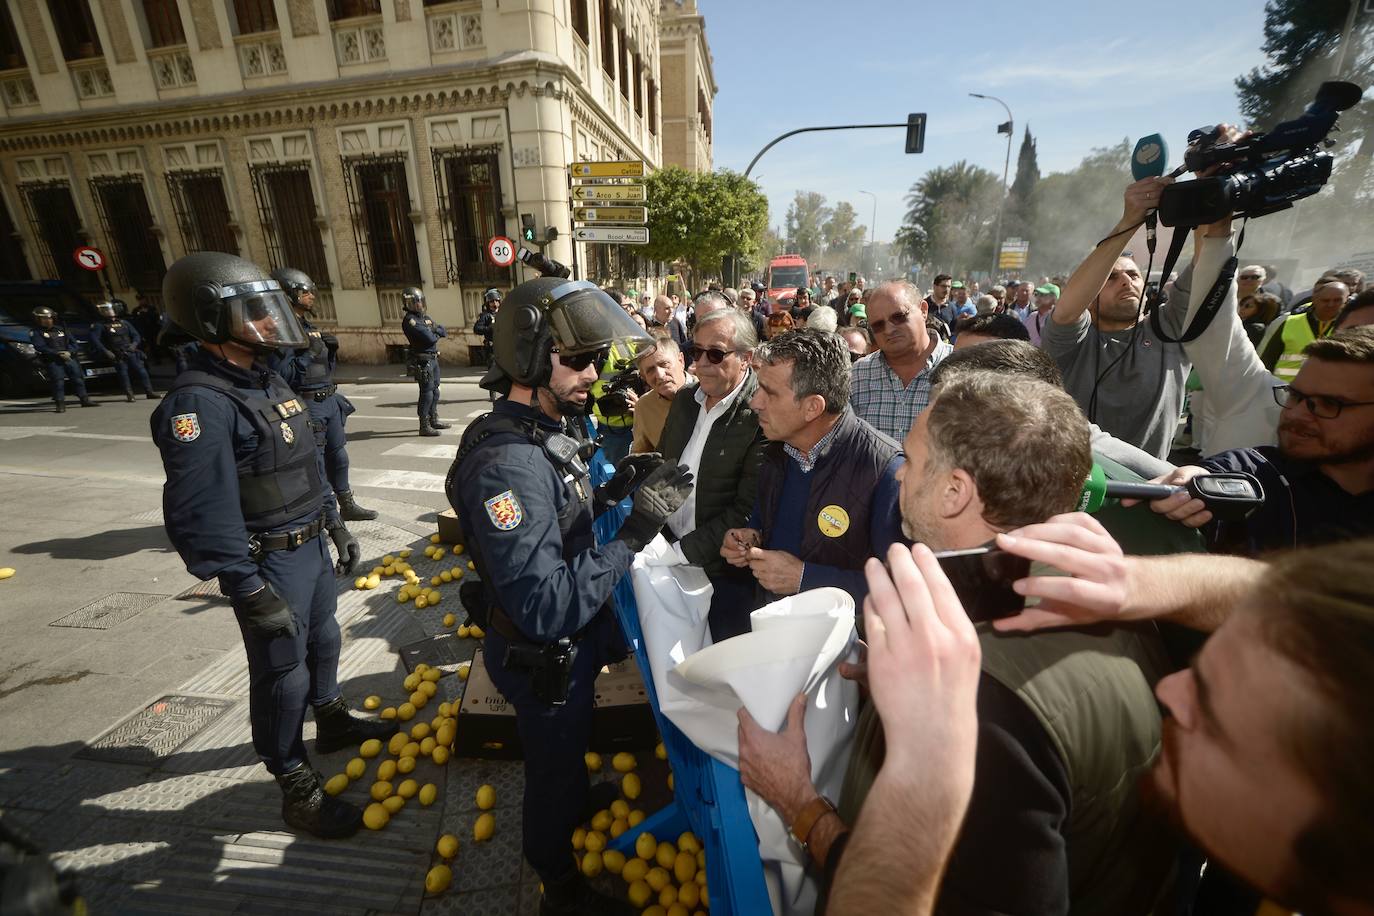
475;784;496;810
359;739;382;758
323;773;349;796
362;803;389;830
424;864;452;895
611;752;637;773
584;752;602;773
473;812;495;842
418;783;438;806
621;772;642;800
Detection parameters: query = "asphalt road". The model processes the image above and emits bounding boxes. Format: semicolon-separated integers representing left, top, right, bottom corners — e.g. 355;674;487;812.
0;360;489;754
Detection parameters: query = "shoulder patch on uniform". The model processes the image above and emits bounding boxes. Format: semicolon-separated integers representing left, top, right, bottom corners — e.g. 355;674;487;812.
484;490;523;530
171;412;201;442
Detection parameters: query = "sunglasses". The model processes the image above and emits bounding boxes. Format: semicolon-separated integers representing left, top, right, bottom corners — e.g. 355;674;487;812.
689;345;742;364
868;309;912;335
553;348;605;371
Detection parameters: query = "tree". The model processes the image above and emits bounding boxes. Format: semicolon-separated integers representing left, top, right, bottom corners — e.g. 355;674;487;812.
643;166;768;282
1024;139;1133;275
1005;126;1040;241
895;161;1001;276
822;201;868;269
785;191;830;264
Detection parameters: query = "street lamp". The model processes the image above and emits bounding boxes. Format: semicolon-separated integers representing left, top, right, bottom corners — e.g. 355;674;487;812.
857;190;877;280
969;92;1014;278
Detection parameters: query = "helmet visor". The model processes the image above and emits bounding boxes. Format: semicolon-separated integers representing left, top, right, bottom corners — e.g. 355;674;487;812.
545;281;652;355
223;281;308;350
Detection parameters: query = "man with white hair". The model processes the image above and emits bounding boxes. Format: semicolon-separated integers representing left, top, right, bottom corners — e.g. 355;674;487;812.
808;305;839;334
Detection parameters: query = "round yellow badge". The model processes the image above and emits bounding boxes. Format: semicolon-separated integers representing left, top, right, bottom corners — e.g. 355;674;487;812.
817;505;850;538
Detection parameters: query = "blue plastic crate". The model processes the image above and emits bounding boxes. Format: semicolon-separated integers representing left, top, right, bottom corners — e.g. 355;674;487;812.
590;452;771;916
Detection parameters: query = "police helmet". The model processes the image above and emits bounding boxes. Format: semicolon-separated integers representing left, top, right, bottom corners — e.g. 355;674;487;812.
402;287;425;312
32;306;56;321
162;252;308;352
480;278;652;392
271;267;318;311
483;288;502;304
96;301;117;318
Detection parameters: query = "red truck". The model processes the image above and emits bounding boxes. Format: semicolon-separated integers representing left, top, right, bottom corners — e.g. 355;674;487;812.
765;254;809;306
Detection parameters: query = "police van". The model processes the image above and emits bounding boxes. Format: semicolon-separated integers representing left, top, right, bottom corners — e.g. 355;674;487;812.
0;282;117;396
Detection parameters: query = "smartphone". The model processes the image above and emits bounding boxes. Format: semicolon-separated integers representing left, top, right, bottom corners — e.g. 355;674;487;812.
932;546;1029;623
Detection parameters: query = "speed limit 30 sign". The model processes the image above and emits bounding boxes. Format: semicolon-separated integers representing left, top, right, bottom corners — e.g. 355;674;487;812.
486;236;516;268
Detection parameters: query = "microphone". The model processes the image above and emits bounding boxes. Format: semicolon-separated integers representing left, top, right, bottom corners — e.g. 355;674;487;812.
1076;464;1265;522
1132;134;1168;253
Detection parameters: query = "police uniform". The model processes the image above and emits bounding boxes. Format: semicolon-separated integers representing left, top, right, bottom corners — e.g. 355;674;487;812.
271;315;375;520
29;324;93;409
93;314;158;399
401;309;445;429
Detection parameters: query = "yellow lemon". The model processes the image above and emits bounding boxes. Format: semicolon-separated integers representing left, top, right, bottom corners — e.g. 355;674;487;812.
635;832;658;861
396;593;409;605
677;833;700;855
418;681;437;699
467;560;475;570
677;880;700;909
450;567;465;580
383;564;396;576
441;611;456;627
645;866;671;892
418;783;438;806
430;575;442;587
696;849;705;870
354;576;367;589
409;691;428;708
403;672;421;691
627;880;653;908
571;826;587;851
431;744;450;765
612;752;637;773
610;799;630;819
475;784;496;810
410;722;431;741
362;695;381;710
602;849;627;875
658;885;677;908
583;830;606;853
370;781;393;801
401;741;421;758
655;741;668;761
440;571;453;583
397;703;416;721
420;736;437;756
436;833;460;858
655;842;677;870
366;574;380;589
580;850;603;878
673;851;697;884
422;667;441;682
457;625;470;639
584;752;602;773
397;778;418;799
362;803;389;830
435;724;455;747
383;554;396;565
437;702;452;718
359;738;382;758
427;590;442;604
609;817;628;838
415;597;428;609
376;759;397;782
370;566;385;577
469;625;485;639
667;772;674;792
388;732;409;755
473;812;495;842
456;662;471;681
629;809;646;827
381;794;405;814
424;864;452;895
344;757;366;780
323;773;349;796
590;809;613;832
380;706;397;720
621;772;641;800
621;857;649;883
430;534;442;543
0;568;15;580
397;754;417;774
399;548;412;559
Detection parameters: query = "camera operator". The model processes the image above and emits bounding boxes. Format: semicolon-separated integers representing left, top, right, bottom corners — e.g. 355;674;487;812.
630;335;693;455
992;517;1374;916
1041;177;1191;459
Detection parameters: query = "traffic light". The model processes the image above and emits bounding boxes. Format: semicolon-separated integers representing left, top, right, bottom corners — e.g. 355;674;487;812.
520;213;536;242
905;113;926;154
545;227;559;242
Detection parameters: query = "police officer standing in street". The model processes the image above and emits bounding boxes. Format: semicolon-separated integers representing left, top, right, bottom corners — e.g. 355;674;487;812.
92;300;160;402
474;287;502;366
151;252;394;839
446;272;694;915
29;307;97;412
269;268;378;522
400;286;448;437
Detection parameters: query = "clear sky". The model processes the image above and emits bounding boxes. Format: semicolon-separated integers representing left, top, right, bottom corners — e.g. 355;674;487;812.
701;0;1275;243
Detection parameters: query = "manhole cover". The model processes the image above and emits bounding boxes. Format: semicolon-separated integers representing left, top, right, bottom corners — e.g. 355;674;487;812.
77;694;235;765
399;634;463;674
50;593;168;630
175;579;226;602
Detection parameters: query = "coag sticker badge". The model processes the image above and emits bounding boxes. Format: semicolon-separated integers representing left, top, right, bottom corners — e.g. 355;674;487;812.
484;490;524;530
280;421;295;446
817;504;850;538
171;412;200;443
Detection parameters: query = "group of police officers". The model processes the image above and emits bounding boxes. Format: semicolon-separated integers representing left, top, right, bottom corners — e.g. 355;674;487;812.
136;250;678;914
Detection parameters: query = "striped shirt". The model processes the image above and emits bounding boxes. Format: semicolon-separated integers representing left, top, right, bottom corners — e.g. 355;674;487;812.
849;340;953;441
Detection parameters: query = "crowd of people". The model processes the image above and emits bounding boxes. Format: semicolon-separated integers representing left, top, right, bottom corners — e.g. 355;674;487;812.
580;174;1374;916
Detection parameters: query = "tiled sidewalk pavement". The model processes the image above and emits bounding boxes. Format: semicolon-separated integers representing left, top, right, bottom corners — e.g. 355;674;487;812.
0;499;621;916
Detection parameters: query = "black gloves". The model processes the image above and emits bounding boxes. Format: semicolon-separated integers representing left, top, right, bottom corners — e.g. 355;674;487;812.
330;525;361;575
321;333;340;353
234;584;298;640
616;463;694;551
599;452;667;507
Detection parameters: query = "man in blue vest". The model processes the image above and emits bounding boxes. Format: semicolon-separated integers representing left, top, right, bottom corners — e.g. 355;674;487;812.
151;253;389;839
722;329;905;609
93;300;159;402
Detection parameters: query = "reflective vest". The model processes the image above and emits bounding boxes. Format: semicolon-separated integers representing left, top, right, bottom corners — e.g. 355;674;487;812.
591;340;636;429
1274;313;1325;382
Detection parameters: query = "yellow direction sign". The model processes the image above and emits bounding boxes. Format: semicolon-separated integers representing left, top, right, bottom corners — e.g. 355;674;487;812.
569;160;647;178
571;184;646;202
573;206;648;223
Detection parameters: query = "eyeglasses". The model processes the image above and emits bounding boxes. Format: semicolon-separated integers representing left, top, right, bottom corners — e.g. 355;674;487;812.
689;345;743;365
868;309;913;335
553;348;605;371
1273;384;1374;419
1239;274;1263;281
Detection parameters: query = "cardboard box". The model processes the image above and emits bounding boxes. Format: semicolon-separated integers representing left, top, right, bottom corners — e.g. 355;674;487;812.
456;650;658;760
436;507;466;547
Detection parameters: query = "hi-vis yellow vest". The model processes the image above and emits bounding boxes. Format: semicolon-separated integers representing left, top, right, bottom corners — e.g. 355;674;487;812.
1275;313;1324;382
591;340;635;429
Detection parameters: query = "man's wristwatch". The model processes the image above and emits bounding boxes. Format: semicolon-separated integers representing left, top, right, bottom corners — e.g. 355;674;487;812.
788;795;837;855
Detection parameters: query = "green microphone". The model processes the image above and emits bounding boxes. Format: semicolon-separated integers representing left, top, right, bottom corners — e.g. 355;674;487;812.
1076;464;1265;521
1076;463;1108;513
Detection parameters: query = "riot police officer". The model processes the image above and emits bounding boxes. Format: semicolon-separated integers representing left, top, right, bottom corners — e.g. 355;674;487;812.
92;300;159;402
399;286;447;437
446;275;694;915
30;307;97;412
269;268;377;522
473;287;501;366
151;252;394;839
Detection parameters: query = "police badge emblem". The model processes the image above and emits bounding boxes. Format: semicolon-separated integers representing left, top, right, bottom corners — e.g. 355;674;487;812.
484;490;523;530
171;413;200;442
280;421;295;445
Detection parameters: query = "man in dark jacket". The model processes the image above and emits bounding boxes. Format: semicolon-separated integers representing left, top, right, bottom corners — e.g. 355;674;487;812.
657;309;765;640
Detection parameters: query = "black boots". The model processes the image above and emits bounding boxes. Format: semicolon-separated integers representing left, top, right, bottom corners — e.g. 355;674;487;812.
275;764;363;839
540;870;636;916
79;396;97;407
146;391;161;400
336;490;378;522
312;697;397;754
419;418;440;437
428;412;451;430
54;401;66;413
124;388;135;403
